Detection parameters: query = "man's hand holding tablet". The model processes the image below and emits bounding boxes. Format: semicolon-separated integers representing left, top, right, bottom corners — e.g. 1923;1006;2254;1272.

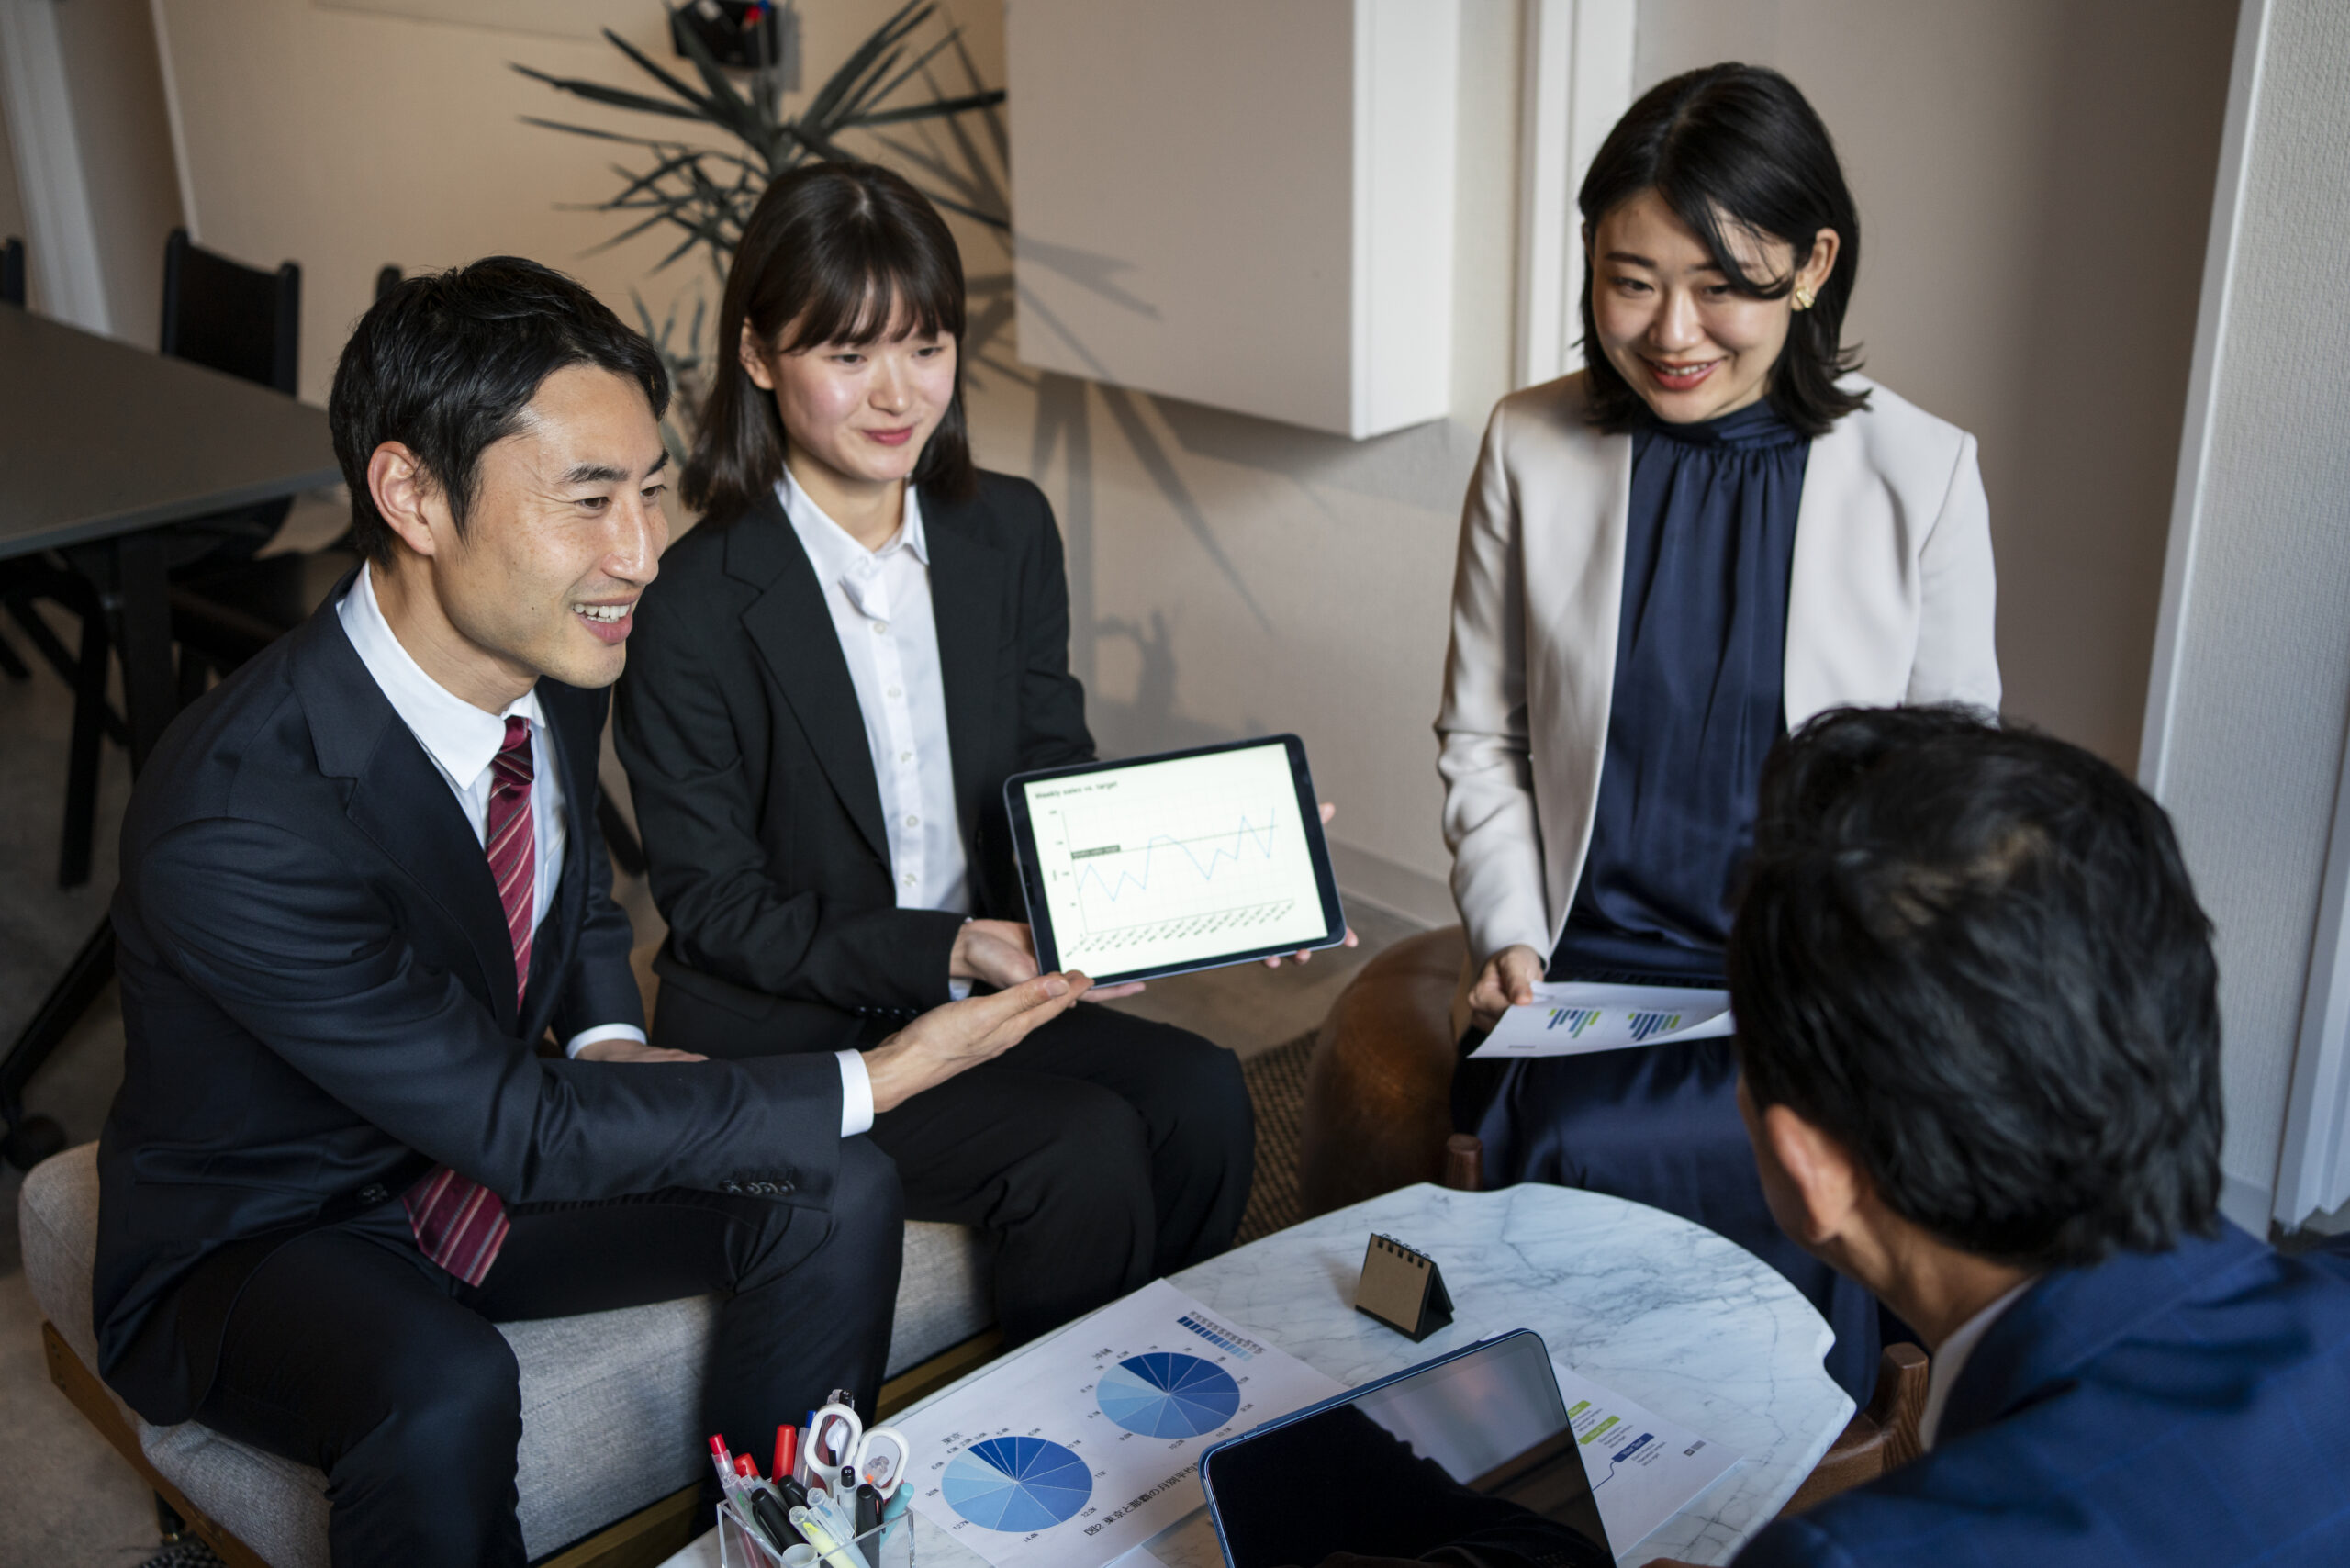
1003;736;1352;989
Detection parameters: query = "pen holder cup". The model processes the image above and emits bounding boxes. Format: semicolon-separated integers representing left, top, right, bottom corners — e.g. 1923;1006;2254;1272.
719;1497;911;1568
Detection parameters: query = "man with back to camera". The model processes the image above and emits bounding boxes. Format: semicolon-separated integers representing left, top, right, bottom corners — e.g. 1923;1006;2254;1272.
1722;706;2350;1565
92;257;1093;1567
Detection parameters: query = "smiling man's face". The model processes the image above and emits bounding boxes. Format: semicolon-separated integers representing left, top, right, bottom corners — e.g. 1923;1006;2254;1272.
414;363;670;697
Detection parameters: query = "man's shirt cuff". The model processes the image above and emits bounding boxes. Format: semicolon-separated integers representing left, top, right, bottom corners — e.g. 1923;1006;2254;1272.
565;1024;647;1059
836;1049;875;1137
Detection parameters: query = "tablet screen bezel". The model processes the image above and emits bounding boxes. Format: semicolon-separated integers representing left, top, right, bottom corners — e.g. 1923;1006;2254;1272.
1002;734;1348;987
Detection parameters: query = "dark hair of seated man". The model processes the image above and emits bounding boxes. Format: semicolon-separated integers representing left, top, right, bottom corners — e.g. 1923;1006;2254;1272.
1721;705;2350;1568
1729;702;2221;1269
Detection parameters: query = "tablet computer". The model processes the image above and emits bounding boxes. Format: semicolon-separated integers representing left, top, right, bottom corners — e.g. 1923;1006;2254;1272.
1003;734;1348;987
1199;1330;1612;1568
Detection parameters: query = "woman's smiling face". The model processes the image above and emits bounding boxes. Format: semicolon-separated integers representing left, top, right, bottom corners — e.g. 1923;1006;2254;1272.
740;302;958;495
1587;187;1838;424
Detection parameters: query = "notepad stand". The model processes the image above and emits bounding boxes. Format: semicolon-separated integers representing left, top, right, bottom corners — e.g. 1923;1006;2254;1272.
1354;1233;1454;1341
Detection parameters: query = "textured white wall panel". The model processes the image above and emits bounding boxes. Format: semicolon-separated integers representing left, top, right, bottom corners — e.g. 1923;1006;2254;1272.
2154;0;2350;1204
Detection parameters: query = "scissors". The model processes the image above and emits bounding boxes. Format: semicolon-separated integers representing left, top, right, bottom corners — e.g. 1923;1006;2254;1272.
807;1403;912;1499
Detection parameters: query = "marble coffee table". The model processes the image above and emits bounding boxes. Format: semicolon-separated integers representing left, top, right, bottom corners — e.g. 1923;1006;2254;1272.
662;1182;1852;1568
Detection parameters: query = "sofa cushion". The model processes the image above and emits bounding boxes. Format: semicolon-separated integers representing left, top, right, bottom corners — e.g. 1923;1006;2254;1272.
18;1145;991;1565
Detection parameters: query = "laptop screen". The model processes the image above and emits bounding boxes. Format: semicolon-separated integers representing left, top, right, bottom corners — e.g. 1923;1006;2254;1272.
1203;1331;1612;1568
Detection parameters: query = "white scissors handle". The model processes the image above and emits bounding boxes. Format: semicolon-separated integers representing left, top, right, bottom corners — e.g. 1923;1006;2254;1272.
856;1425;911;1496
808;1402;863;1495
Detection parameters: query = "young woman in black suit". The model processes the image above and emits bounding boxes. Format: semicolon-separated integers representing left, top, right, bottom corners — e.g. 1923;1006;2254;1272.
615;162;1254;1344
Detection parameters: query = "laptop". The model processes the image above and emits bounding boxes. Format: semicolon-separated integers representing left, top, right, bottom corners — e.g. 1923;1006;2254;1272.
1199;1330;1614;1568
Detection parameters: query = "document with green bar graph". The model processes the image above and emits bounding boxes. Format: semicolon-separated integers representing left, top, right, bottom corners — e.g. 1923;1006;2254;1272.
1471;982;1734;1058
1550;1357;1742;1556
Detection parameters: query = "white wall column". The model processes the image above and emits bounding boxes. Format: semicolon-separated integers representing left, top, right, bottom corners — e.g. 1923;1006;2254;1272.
0;0;112;331
2137;0;2350;1233
1513;0;1634;389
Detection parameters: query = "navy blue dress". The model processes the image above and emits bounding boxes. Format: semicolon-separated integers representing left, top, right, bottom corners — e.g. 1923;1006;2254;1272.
1455;399;1882;1401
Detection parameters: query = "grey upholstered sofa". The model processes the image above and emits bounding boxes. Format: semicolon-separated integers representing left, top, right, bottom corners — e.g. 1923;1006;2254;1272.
18;1142;992;1566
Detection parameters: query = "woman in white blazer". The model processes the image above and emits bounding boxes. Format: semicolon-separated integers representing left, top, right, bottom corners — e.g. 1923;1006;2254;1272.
1438;64;1998;1400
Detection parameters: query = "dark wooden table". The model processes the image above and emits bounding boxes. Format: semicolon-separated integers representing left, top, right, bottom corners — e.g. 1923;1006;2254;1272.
2;303;339;1165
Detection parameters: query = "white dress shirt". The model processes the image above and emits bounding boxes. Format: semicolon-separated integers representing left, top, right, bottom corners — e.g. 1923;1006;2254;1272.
780;468;976;1001
779;467;971;916
1919;1275;2039;1450
339;565;875;1135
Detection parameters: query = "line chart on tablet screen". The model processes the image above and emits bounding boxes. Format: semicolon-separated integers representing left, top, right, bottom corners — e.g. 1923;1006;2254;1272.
1024;743;1330;974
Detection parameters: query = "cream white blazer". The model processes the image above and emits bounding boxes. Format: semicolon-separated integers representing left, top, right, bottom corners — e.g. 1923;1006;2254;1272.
1436;372;2000;964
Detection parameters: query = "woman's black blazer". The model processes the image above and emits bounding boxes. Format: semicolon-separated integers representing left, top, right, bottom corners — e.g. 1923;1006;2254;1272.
613;471;1093;1039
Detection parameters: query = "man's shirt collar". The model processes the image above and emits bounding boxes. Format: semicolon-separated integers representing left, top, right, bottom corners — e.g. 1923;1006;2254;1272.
338;562;544;786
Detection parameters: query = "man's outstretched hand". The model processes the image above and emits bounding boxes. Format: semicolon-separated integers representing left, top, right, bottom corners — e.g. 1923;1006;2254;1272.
573;1037;706;1063
864;971;1094;1113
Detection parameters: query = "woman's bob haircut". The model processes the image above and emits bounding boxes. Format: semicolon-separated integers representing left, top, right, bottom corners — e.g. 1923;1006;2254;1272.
684;160;977;521
1579;63;1866;436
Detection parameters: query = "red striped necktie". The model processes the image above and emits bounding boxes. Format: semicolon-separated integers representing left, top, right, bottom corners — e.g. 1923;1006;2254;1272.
401;713;532;1285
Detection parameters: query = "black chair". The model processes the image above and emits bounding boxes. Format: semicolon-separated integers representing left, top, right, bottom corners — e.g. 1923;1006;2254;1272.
39;233;313;888
156;232;356;697
158;228;302;561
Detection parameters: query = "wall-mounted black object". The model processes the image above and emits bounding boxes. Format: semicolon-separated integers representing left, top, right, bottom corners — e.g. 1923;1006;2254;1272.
670;0;798;79
2;236;24;308
1355;1233;1455;1342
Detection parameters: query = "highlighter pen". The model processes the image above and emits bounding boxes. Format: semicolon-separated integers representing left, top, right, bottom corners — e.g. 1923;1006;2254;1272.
788;1504;862;1568
811;1492;860;1544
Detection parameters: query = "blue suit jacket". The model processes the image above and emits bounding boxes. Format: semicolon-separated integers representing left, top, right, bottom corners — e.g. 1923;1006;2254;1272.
1739;1224;2350;1566
95;588;847;1426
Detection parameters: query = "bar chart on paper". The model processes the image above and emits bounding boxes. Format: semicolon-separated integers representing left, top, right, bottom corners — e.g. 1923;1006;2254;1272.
1022;742;1330;977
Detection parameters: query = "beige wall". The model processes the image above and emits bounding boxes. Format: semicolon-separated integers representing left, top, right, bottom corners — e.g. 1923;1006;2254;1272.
150;0;2236;924
54;0;184;345
1639;0;2237;770
153;0;1503;921
967;2;1522;920
156;0;726;401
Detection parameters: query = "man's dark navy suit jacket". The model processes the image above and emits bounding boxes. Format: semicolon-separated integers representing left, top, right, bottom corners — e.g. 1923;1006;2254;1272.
95;583;849;1426
1740;1223;2350;1565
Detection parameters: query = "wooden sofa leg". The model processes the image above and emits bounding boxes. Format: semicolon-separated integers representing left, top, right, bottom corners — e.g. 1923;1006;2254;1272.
1441;1133;1484;1192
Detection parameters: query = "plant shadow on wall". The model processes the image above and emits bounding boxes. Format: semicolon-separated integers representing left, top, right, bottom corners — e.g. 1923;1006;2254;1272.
518;1;1267;741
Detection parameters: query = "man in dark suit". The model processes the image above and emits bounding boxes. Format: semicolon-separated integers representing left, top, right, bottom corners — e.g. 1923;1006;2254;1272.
95;258;1090;1568
1721;707;2350;1566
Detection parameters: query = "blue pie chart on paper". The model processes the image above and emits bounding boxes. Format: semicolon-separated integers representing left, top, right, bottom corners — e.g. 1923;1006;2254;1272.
1096;1352;1242;1439
940;1436;1092;1532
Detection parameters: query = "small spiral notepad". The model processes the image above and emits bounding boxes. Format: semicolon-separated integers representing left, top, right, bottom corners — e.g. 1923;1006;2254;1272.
1355;1233;1455;1341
